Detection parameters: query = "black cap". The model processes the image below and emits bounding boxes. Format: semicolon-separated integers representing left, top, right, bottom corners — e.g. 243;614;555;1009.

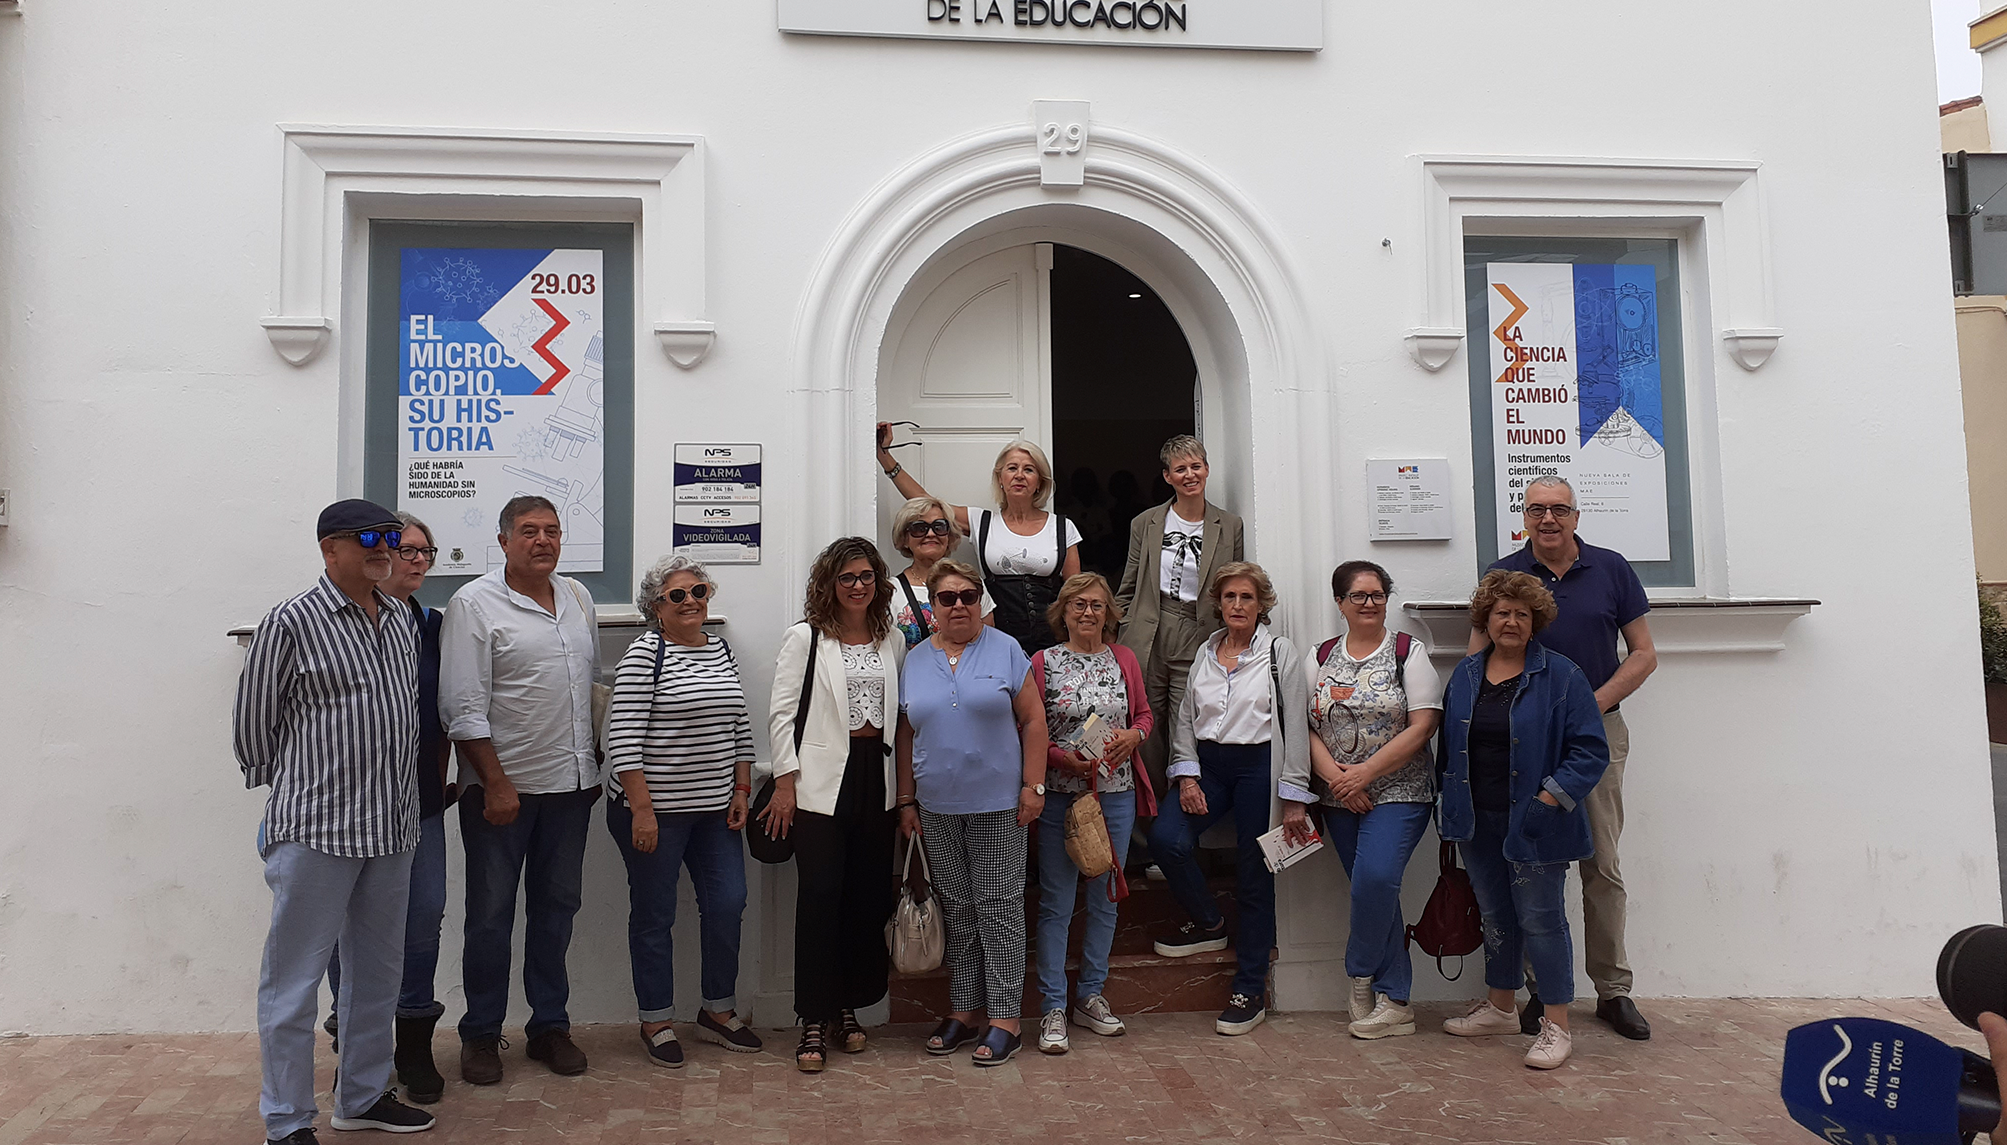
316;498;401;539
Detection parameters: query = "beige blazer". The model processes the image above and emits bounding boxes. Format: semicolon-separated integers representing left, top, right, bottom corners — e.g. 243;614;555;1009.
767;622;904;816
1115;500;1245;661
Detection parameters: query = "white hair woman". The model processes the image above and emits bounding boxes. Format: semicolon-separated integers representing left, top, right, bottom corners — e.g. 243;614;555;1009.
888;495;995;647
877;426;1081;655
603;554;761;1067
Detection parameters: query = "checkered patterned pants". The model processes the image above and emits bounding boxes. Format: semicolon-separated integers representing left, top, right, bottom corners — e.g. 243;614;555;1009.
918;807;1027;1019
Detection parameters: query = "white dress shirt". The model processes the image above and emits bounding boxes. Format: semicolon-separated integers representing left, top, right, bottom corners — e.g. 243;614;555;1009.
441;569;602;794
1168;625;1275;779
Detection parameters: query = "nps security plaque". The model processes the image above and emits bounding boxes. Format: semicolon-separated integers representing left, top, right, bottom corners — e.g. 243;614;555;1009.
673;444;761;562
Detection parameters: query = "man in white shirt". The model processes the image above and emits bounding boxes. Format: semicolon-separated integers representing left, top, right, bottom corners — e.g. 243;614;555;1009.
440;496;602;1084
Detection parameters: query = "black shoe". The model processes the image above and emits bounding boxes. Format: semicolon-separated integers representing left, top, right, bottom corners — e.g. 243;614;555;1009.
324;1012;340;1054
394;1012;445;1104
640;1025;685;1068
270;1129;320;1145
1215;992;1266;1036
330;1090;436;1133
1596;996;1653;1041
1153;919;1230;957
526;1028;588;1076
1519;992;1544;1036
695;1010;764;1053
460;1035;506;1086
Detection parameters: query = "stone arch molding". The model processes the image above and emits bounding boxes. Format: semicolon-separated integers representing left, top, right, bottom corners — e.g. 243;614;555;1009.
789;118;1331;609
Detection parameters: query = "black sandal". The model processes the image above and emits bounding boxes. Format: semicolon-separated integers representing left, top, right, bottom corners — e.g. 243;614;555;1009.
839;1009;868;1054
795;1020;827;1073
972;1024;1021;1067
925;1018;981;1056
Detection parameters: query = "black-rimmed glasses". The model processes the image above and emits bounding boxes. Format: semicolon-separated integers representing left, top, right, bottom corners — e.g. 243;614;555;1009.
1342;592;1390;606
905;518;953;538
934;589;981;608
1523;505;1577;519
394;545;438;564
837;571;878;588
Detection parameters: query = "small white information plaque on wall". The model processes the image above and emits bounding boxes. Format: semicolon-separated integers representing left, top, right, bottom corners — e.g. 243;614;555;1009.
1366;459;1452;541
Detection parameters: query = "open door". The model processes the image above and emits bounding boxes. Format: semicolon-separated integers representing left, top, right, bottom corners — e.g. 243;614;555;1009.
877;243;1053;553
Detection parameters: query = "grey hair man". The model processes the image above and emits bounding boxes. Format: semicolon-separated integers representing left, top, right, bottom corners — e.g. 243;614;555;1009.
1471;473;1659;1041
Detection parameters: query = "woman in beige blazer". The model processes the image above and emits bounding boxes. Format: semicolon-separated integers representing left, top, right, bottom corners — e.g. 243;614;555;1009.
1113;435;1245;828
765;537;905;1072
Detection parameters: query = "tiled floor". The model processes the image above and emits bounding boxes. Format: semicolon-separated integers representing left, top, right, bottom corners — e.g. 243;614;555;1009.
0;998;1984;1145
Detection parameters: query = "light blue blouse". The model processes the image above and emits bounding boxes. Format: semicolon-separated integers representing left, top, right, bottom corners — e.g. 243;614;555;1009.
900;627;1030;815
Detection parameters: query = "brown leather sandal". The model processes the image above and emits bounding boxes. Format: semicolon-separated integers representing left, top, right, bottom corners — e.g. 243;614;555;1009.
795;1020;827;1073
839;1009;867;1054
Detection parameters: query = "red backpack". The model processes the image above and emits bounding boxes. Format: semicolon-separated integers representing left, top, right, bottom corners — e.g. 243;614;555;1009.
1406;842;1484;979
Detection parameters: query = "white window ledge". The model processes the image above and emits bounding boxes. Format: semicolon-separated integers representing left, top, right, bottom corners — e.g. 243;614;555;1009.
1400;597;1817;656
229;610;721;647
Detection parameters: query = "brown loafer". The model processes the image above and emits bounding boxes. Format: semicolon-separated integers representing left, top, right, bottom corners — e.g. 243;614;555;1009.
460;1035;505;1086
526;1029;588;1076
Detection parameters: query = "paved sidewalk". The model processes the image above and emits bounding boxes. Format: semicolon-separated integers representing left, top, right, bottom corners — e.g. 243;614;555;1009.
0;998;1981;1145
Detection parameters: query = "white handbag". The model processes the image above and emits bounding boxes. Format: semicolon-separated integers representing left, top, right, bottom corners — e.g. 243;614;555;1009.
885;836;945;974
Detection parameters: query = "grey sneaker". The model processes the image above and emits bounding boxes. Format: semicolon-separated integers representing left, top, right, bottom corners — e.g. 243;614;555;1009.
1071;994;1125;1037
1524;1017;1573;1069
1348;995;1416;1040
1037;1008;1070;1054
1347;976;1376;1023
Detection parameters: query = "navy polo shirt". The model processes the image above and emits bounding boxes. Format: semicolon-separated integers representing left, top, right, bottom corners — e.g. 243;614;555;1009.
1488;537;1650;695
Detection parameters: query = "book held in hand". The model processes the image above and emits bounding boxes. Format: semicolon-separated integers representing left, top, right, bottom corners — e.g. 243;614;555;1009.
1256;823;1324;874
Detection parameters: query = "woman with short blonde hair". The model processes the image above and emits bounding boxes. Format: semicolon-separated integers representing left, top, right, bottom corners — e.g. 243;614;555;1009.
877;427;1081;654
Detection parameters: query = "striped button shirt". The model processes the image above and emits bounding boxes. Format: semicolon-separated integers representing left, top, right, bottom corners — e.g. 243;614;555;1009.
234;575;421;858
604;633;754;814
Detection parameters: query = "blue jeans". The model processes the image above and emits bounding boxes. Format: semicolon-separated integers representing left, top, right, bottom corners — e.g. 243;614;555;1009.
606;800;747;1020
1327;800;1432;1005
258;841;413;1140
457;786;596;1042
1461;808;1575;1005
327;811;449;1019
1149;741;1275;998
1035;787;1137;1012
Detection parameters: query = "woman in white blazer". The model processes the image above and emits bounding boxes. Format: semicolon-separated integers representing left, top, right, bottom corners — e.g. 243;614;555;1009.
764;536;905;1073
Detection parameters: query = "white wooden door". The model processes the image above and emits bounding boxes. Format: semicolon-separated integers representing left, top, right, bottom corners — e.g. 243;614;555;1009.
877;243;1053;554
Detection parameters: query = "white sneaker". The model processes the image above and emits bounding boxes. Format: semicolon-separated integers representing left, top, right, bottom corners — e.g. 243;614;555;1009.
1524;1017;1573;1069
1071;994;1125;1036
1348;995;1416;1040
1038;1008;1070;1054
1347;976;1377;1023
1443;999;1522;1037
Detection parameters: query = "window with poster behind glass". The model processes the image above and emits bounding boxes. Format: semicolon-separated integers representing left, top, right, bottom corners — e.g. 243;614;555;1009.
1464;236;1694;587
362;221;635;609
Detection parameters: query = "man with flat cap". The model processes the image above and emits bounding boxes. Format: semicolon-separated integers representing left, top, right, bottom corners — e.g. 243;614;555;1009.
236;499;436;1143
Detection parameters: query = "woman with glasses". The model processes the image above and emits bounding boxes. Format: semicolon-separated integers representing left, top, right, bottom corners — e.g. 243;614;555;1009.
1026;573;1153;1053
604;554;761;1068
767;537;905;1071
1438;570;1609;1070
1279;560;1442;1041
877;424;1080;655
323;511;454;1103
894;559;1049;1066
888;496;995;647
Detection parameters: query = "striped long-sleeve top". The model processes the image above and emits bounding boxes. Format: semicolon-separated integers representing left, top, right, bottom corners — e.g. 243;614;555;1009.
234;575;421;858
604;632;755;813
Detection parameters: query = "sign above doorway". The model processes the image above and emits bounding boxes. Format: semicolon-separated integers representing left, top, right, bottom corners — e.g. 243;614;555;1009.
777;0;1322;52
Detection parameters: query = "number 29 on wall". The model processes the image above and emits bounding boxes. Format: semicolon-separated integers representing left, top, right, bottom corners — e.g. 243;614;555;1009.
529;272;596;295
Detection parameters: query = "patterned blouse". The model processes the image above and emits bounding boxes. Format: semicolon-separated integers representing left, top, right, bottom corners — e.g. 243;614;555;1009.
842;642;887;730
1307;632;1442;806
1040;646;1135;794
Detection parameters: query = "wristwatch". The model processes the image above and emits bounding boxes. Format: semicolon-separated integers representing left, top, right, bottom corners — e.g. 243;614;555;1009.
1024;782;1046;796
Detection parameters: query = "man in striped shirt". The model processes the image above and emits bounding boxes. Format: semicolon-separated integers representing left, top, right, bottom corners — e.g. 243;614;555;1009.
235;499;435;1143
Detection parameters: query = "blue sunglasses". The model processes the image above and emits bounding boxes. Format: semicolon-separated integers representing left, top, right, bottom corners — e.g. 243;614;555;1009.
349;529;402;550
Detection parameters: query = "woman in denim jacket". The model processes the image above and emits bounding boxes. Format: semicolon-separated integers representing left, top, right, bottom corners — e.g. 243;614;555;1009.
1436;570;1609;1070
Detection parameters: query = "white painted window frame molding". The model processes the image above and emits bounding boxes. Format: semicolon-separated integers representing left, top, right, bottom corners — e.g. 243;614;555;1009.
1403;154;1781;373
262;124;712;369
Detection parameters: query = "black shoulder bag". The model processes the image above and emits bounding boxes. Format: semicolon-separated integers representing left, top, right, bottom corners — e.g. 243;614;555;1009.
748;630;818;865
898;572;932;644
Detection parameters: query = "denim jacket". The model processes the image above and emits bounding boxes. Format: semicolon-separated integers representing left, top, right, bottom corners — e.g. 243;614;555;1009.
1437;643;1610;864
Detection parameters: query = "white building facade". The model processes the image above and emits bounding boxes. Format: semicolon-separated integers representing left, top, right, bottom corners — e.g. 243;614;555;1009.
0;1;1995;1035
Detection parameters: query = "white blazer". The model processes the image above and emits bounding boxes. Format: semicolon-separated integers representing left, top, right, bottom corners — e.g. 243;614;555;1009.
768;621;903;817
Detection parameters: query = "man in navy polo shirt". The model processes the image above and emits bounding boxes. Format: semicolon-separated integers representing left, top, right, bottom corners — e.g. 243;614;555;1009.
1473;474;1658;1041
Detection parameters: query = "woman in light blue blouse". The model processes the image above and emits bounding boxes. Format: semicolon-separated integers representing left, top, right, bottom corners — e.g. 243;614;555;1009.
893;559;1050;1067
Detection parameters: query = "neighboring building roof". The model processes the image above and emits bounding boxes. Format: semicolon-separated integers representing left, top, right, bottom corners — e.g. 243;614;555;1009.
1976;4;2007;52
1946;95;1986;117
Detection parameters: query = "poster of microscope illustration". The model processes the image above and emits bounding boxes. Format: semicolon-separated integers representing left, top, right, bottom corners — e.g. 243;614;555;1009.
398;247;606;575
1486;262;1671;562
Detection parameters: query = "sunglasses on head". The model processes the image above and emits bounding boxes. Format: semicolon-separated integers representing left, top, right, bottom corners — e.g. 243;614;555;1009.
905;518;953;538
665;584;711;604
347;529;402;550
933;588;981;608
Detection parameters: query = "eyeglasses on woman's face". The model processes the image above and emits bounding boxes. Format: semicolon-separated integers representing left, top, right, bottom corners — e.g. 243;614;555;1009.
837;570;878;589
664;583;711;604
1342;591;1389;606
1067;598;1108;614
394;545;438;565
905;518;953;539
933;588;981;608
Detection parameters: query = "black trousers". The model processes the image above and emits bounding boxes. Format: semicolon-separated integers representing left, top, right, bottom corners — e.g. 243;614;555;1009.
790;736;896;1023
